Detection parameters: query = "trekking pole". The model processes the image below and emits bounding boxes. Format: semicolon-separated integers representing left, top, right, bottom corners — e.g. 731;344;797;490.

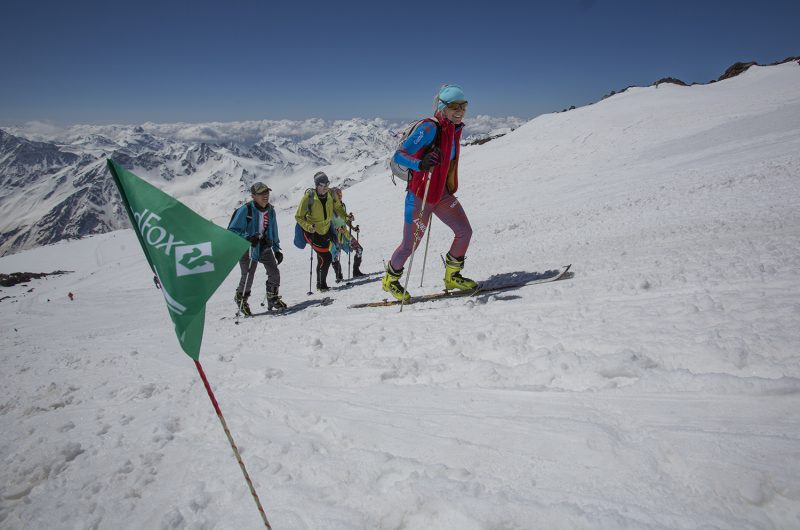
351;224;361;279
400;172;432;313
307;246;314;295
354;226;361;260
347;236;352;281
235;256;255;325
419;220;433;287
347;222;358;280
354;226;362;278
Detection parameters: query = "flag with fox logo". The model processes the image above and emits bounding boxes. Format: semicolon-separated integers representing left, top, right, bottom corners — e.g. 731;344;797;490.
107;159;249;359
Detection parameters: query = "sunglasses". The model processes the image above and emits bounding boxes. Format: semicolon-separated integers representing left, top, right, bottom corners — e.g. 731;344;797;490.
444;101;468;111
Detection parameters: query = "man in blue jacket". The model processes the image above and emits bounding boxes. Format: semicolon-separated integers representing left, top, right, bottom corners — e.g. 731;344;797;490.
228;182;286;314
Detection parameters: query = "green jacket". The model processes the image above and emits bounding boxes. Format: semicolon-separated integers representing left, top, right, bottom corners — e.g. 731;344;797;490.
295;189;347;235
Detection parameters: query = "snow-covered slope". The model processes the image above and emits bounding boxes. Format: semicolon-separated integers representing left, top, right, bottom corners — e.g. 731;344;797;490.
1;62;799;529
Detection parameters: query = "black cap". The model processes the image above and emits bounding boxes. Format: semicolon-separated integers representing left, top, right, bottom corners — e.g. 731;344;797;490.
313;171;330;186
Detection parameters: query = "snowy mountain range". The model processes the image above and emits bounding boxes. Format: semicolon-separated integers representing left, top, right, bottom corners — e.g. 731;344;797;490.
0;116;525;256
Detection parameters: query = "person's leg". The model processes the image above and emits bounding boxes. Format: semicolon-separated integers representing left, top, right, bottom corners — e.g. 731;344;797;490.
431;194;476;290
305;231;333;291
316;251;332;290
388;192;433;271
236;252;258;295
331;253;344;282
235;251;257;314
352;256;364;277
350;237;364;276
431;193;472;259
261;248;280;293
383;193;434;301
260;249;286;309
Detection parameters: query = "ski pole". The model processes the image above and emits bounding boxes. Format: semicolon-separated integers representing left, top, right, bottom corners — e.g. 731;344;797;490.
354;226;361;264
307;246;314;295
351;225;362;279
235;255;255;324
419;220;433;287
400;172;432;313
347;236;352;281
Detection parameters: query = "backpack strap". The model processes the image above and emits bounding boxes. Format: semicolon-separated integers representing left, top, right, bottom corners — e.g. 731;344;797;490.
305;188;315;216
228;201;255;228
421;117;440;151
406;118;440;191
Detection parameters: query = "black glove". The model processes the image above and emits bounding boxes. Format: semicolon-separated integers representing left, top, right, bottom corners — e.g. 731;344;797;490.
247;235;259;246
274;250;283;265
418;147;440;172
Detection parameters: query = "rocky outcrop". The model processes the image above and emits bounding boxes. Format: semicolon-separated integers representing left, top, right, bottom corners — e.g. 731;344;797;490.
0;270;71;287
654;77;688;87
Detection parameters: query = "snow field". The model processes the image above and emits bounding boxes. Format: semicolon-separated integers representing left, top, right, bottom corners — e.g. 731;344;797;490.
1;63;799;529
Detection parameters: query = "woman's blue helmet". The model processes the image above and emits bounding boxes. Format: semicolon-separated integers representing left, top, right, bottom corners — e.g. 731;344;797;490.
436;84;467;111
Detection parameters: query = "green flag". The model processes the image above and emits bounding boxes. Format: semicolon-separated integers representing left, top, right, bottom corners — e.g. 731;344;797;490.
107;159;249;359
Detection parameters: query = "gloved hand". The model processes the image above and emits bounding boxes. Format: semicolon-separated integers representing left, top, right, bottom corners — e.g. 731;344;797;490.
274;250;283;265
418;147;440;172
247;235;260;246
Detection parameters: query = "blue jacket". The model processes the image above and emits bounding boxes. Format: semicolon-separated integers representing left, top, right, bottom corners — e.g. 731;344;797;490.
228;202;280;260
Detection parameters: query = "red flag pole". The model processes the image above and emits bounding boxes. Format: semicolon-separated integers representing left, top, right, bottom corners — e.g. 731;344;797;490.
194;360;272;529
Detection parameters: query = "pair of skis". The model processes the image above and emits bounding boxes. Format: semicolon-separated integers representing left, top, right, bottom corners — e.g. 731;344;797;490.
226;265;573;315
349;264;572;309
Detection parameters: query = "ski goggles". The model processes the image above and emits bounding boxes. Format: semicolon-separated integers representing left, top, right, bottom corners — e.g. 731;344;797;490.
444;101;468;111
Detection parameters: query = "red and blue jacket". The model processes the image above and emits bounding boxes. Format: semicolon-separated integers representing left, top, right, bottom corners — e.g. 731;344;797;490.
392;113;464;206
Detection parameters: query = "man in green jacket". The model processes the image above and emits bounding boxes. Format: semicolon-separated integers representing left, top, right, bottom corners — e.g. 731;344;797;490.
295;171;347;291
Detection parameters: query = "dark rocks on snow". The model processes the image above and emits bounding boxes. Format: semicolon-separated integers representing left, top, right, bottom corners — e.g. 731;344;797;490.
717;56;800;81
0;271;72;287
464;133;508;146
654;77;688;87
718;61;759;81
594;55;800;107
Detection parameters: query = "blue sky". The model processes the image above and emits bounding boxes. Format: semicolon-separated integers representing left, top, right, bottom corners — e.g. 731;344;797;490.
1;0;797;125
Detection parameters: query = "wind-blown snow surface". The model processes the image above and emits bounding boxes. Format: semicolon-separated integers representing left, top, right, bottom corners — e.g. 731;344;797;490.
2;63;800;529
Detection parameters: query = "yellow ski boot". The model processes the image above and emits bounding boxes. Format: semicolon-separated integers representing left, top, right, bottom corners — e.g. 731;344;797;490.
382;263;411;302
443;253;478;291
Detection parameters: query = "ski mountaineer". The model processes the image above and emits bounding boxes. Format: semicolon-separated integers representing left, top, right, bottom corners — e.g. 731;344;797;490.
228;182;287;315
330;187;366;281
295;172;347;291
382;84;476;301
